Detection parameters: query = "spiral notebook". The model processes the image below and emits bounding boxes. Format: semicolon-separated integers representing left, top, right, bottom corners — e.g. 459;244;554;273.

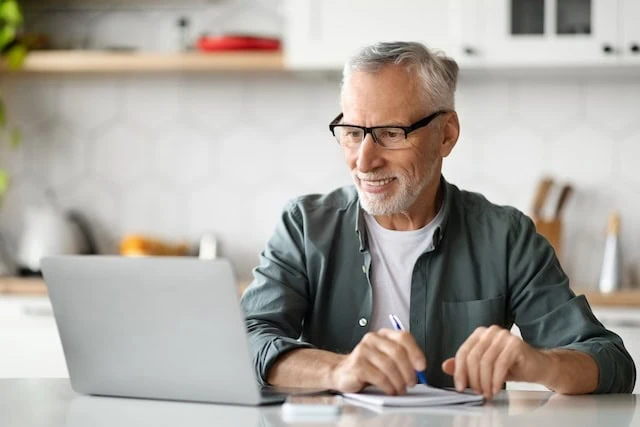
343;384;484;407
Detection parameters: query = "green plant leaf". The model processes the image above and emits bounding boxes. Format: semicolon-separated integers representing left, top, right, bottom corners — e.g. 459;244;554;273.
6;43;26;70
0;0;23;25
10;127;21;147
0;26;15;51
0;169;9;199
0;98;6;128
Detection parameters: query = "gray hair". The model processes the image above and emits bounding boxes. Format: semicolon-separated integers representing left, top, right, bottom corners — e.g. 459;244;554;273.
341;41;459;111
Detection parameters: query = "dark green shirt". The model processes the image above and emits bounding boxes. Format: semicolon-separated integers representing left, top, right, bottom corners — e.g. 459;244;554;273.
240;178;636;393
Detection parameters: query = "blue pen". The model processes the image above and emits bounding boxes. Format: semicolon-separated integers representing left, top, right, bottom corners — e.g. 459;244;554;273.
388;314;428;385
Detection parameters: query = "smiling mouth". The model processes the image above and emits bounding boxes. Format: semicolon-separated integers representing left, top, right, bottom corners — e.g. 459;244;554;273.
361;177;395;186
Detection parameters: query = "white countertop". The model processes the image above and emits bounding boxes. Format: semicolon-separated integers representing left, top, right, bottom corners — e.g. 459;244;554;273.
2;379;639;427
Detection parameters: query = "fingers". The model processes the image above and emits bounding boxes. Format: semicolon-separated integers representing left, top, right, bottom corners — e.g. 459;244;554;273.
369;334;418;387
378;329;427;371
365;346;411;393
452;326;521;399
492;337;521;395
479;329;510;399
442;358;455;375
354;358;398;396
465;327;497;394
453;328;482;392
350;331;427;395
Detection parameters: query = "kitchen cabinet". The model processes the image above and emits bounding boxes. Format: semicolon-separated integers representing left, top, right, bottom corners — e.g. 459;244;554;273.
620;0;640;64
0;296;68;378
457;0;640;67
458;0;618;67
284;0;640;70
284;0;456;70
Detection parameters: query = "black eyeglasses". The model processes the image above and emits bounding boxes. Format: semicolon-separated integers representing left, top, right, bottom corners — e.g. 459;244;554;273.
328;110;448;149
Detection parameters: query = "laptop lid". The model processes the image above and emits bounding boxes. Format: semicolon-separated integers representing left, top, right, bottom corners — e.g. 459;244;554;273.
41;255;268;405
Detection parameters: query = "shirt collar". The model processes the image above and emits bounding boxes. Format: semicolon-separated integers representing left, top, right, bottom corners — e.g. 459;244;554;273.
355;175;452;253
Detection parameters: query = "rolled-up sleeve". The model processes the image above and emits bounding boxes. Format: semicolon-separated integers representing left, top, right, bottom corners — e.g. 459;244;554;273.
507;212;636;393
240;200;314;386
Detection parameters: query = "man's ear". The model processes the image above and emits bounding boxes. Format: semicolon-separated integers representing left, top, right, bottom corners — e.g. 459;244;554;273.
440;111;460;158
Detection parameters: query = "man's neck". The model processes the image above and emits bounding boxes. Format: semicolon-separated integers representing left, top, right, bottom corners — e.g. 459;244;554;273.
373;178;443;231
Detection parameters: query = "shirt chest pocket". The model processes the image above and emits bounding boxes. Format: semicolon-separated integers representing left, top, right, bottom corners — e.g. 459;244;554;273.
441;295;507;352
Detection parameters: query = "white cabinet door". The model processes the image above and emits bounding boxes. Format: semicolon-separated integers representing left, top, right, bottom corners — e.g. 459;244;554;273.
464;0;619;66
620;0;640;64
285;0;456;69
452;0;488;66
0;297;68;378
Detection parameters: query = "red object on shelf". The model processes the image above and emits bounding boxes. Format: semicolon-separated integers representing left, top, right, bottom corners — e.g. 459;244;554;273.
196;35;281;51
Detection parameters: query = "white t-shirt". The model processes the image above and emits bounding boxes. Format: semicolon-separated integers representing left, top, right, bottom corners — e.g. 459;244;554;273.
363;204;445;332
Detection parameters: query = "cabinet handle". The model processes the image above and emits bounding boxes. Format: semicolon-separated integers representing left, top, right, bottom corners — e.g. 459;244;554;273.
463;46;477;56
602;44;615;54
631;43;640;54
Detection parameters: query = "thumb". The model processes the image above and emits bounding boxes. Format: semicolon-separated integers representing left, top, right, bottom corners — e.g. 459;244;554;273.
442;357;455;375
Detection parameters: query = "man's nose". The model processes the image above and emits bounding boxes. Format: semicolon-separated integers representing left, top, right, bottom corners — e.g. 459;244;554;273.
356;133;384;172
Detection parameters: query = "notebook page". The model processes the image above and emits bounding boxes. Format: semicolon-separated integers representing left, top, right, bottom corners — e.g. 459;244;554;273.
343;384;484;407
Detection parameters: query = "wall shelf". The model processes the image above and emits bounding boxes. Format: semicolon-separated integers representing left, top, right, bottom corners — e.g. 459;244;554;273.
0;50;285;73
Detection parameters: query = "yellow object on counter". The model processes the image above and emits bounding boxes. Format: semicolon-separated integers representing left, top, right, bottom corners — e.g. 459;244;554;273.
119;234;190;257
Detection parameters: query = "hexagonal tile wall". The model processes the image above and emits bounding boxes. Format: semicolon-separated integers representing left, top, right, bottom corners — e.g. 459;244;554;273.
88;121;151;189
1;77;60;127
151;123;215;187
0;122;40;177
57;79;121;135
3;1;640;284
478;124;548;210
247;77;324;133
122;76;186;131
216;127;279;187
549;124;615;187
455;78;511;136
26;124;87;191
585;79;640;135
183;76;247;133
277;125;351;193
511;78;584;134
0;175;47;245
58;176;120;254
119;181;185;239
442;132;480;193
618;129;640;186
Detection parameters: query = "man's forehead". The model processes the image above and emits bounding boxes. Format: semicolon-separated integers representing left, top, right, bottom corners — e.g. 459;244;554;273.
341;76;424;122
342;66;423;106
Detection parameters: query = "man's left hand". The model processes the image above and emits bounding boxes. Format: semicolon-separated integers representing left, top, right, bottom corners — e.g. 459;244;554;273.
441;325;550;400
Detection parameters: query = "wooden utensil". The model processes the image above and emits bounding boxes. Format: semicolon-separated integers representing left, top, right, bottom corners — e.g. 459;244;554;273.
532;178;573;259
553;184;573;220
532;177;554;218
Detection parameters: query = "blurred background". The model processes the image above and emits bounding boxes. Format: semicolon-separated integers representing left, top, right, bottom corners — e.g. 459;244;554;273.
0;0;639;384
0;0;637;287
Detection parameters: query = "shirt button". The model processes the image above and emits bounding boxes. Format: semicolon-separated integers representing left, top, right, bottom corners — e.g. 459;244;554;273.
359;318;368;327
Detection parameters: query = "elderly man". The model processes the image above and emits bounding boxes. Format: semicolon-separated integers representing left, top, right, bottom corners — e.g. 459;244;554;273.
240;41;635;399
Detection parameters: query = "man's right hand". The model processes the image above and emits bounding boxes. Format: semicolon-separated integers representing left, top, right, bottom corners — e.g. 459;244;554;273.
330;329;427;395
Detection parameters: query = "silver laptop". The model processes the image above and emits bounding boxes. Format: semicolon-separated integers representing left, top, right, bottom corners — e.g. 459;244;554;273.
41;255;310;405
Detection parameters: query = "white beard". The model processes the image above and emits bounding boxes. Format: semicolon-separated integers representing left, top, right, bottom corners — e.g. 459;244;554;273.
353;166;435;216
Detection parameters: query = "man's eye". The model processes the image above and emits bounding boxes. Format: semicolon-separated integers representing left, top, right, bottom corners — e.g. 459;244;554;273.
380;129;403;139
